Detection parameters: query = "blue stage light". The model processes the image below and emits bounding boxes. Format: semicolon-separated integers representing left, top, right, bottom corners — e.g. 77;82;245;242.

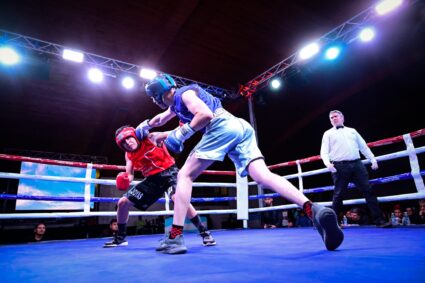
0;47;20;65
324;46;341;60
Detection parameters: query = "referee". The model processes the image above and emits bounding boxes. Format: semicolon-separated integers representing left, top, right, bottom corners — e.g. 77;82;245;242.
320;110;391;228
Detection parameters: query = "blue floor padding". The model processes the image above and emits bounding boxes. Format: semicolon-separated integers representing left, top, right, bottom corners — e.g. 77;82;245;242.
1;227;425;283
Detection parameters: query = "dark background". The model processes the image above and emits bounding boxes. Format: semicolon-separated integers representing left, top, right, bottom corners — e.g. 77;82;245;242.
1;0;423;168
0;1;424;241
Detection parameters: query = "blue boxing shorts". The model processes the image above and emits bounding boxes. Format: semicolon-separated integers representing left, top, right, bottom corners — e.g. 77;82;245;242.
190;111;263;177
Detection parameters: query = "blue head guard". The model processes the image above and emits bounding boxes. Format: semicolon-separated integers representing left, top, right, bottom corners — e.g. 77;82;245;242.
145;74;177;109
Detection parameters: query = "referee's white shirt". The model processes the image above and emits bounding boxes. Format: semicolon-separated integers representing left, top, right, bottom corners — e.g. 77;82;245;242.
320;126;376;167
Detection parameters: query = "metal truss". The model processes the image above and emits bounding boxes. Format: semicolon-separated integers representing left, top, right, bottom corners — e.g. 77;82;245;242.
240;0;419;97
0;29;235;99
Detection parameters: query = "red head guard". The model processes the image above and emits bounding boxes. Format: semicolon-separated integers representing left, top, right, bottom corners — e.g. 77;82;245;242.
115;126;140;152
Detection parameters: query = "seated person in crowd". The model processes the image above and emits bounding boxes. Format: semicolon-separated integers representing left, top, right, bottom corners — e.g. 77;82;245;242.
281;210;294;228
294;209;313;227
418;199;425;224
28;222;48;242
405;206;420;224
347;208;370;225
102;219;118;237
344;210;352;221
393;207;403;225
261;197;282;229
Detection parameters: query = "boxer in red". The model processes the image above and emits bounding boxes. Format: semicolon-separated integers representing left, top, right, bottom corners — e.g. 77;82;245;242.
103;124;215;249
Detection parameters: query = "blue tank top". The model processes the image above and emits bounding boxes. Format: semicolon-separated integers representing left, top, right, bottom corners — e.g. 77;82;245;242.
171;84;222;124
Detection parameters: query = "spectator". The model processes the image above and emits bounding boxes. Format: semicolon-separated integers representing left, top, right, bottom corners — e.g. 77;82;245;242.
261;197;282;229
405;206;420;224
393;207;403;225
28;222;47;242
102;219;118;237
347;208;370;225
345;210;352;220
109;219;118;235
418;199;425;224
281;210;294;228
295;209;313;227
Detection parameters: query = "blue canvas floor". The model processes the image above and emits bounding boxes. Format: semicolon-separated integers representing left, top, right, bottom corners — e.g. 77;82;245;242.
1;227;425;283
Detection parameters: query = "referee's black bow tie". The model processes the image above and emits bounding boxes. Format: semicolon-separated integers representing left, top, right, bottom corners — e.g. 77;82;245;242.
336;125;344;129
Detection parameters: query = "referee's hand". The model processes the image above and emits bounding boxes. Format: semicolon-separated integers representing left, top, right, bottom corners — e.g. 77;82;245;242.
327;164;337;173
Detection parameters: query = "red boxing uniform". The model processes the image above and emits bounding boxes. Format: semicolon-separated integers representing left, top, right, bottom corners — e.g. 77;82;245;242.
127;138;174;177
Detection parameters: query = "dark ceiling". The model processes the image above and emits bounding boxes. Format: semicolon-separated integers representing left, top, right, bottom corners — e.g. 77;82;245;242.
0;0;424;172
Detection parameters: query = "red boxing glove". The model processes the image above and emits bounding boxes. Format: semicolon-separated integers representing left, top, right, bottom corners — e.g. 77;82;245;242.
116;172;130;191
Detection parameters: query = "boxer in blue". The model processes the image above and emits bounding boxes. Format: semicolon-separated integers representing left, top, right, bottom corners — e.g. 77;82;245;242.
139;74;343;254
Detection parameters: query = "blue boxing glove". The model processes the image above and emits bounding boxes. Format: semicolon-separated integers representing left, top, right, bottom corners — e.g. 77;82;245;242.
164;123;196;153
135;119;152;140
164;131;184;153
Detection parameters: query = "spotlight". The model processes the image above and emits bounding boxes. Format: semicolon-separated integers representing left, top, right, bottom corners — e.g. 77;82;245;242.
270;78;282;89
324;46;341;60
121;76;135;89
298;42;320;60
139;68;157;80
375;0;403;15
359;27;375;42
87;68;104;83
62;49;84;63
0;47;20;65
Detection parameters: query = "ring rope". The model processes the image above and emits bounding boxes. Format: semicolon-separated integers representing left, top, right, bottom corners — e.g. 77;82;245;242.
1;170;423;204
1;147;423;188
0;128;423;219
1;128;424;175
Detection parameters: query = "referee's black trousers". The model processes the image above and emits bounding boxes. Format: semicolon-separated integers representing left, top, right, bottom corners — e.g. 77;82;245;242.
331;160;383;223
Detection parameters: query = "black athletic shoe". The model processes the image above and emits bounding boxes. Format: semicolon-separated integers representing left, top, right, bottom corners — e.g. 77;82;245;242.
103;235;128;248
312;204;344;251
200;231;216;246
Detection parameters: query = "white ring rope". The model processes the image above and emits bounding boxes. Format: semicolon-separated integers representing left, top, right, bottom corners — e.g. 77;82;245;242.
2;145;423;188
0;129;424;219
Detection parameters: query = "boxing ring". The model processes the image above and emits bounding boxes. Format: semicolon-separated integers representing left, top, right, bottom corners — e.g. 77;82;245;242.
1;129;425;282
1;128;424;219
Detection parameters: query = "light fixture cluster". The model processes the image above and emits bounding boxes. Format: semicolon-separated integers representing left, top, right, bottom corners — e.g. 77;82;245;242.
0;43;160;90
1;46;161;92
269;0;403;90
59;48;159;88
0;0;405;94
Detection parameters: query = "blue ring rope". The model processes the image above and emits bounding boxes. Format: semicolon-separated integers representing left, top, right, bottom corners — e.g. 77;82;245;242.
0;171;422;203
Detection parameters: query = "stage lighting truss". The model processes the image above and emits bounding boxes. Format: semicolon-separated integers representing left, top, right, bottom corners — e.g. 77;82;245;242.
0;0;415;100
0;29;234;99
239;0;417;97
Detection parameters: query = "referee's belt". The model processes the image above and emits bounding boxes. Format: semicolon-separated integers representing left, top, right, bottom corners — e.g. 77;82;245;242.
331;159;360;164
